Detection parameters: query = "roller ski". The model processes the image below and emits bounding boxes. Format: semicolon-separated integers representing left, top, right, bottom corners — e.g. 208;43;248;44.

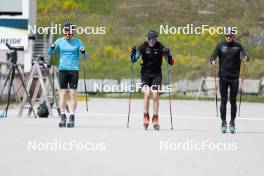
229;121;235;134
221;120;227;133
152;114;160;131
67;115;75;128
143;113;150;130
0;112;6;119
59;114;67;128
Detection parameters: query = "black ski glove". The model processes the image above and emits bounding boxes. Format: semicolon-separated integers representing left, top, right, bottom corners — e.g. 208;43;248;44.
50;44;55;49
163;48;171;56
80;48;86;54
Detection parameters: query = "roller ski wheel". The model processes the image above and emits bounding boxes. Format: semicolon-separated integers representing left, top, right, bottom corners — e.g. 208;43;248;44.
143;113;150;130
221;121;227;133
0;113;6;119
154;124;160;131
67;115;75;128
229;121;235;134
59;114;67;128
152;115;160;131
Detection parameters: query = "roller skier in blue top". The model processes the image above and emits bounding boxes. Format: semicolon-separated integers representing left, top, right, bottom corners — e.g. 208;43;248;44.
48;22;88;128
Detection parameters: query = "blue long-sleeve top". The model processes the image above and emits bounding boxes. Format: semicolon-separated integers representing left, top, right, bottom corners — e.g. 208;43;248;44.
48;37;88;71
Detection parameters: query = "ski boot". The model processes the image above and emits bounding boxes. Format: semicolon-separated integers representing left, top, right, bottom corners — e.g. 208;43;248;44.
229;121;235;134
152;114;160;130
67;115;75;128
143;113;150;130
221;120;227;133
59;114;67;128
0;113;6;119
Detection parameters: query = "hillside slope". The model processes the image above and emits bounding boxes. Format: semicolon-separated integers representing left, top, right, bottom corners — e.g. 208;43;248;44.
37;0;264;79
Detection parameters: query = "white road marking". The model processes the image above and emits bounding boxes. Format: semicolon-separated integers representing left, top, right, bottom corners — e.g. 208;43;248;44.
5;111;264;121
78;113;264;121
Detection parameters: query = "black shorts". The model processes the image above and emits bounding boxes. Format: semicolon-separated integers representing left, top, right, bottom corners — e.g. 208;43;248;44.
141;72;162;90
59;70;79;89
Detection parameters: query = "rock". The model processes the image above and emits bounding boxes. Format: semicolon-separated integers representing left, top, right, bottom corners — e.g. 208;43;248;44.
102;79;119;92
242;79;260;94
261;77;264;86
77;79;103;92
175;78;204;93
120;78;141;92
205;77;218;90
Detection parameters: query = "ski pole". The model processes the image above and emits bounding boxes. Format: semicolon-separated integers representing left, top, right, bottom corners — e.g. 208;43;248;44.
238;61;246;118
83;65;88;112
213;65;219;118
166;56;174;130
52;54;55;107
127;54;135;128
49;44;56;107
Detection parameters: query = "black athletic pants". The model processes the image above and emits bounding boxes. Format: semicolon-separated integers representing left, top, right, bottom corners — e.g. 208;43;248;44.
59;70;79;89
219;77;239;122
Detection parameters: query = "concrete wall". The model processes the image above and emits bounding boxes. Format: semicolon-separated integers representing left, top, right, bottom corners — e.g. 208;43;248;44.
76;77;264;97
1;72;263;100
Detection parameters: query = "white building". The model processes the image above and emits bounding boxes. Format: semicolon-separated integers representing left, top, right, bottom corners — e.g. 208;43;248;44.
0;0;36;72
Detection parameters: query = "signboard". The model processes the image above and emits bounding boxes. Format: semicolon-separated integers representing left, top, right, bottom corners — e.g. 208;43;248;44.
0;0;36;72
0;0;23;15
0;26;28;50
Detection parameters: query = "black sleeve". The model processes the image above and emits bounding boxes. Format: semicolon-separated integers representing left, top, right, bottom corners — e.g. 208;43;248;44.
138;43;145;56
159;43;165;51
160;43;173;63
210;43;220;63
239;44;249;61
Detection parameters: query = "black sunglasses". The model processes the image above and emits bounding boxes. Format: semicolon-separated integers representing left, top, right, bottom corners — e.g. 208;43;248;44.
225;35;233;38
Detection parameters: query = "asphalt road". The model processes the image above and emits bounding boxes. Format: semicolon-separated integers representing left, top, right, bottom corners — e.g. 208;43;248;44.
0;98;264;176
